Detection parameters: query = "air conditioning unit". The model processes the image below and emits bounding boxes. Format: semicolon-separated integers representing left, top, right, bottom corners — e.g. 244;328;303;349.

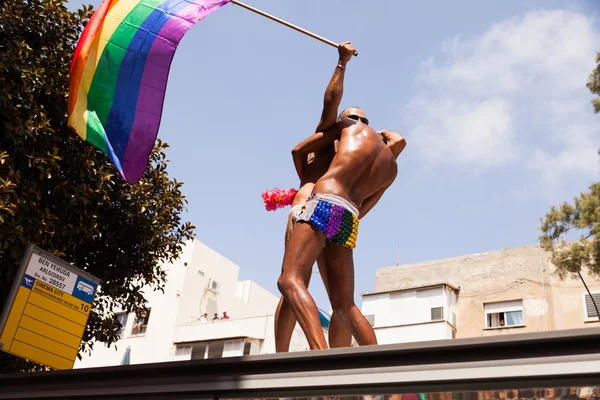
207;278;220;293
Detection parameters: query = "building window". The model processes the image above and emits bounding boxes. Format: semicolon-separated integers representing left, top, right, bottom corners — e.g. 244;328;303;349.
223;340;244;358
131;309;151;335
175;345;192;356
191;343;209;360
484;300;524;328
174;344;192;361
115;313;128;339
243;341;252;356
365;314;375;327
207;342;224;359
583;292;600;320
431;307;444;321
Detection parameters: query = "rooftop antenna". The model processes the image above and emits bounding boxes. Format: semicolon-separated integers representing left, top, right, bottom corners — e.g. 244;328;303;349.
396;246;400;266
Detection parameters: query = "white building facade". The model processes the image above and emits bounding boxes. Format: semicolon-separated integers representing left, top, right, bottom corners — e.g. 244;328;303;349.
75;240;307;368
361;284;458;345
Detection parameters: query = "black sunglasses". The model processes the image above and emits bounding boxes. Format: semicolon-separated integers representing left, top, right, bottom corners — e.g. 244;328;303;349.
347;114;369;125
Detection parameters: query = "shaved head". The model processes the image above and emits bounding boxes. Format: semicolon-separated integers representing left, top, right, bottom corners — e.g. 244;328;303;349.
338;106;365;121
338;107;369;126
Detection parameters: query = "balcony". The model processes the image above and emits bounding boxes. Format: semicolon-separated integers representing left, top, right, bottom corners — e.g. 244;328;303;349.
374;320;455;344
173;315;271;344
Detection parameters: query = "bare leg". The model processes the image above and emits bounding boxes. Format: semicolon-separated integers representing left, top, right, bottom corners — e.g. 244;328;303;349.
319;246;353;348
275;212;352;351
276;252;332;352
325;244;377;346
274;297;296;352
277;222;328;350
274;210;299;352
276;249;352;351
275;212;315;352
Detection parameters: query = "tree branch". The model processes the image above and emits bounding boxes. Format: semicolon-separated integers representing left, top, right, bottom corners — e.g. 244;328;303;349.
578;271;600;322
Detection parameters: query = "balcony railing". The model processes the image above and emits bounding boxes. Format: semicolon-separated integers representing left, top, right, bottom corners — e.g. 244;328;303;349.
173;315;272;343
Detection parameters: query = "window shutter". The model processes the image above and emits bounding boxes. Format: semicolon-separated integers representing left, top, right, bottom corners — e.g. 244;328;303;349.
431;307;443;321
484;300;522;313
585;293;600;318
175;345;192;356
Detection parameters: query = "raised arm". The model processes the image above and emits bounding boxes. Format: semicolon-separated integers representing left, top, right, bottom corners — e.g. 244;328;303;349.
315;42;357;132
379;130;407;158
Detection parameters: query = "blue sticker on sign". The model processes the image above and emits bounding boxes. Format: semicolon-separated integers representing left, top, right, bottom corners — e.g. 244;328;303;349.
21;274;35;290
72;276;97;303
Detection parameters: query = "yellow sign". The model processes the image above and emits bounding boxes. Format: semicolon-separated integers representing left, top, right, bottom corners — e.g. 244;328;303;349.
0;244;100;370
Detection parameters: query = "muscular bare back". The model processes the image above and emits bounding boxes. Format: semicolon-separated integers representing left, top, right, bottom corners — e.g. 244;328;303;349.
313;122;398;208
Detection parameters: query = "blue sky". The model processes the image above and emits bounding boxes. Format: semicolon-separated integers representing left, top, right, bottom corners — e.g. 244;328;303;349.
66;0;600;312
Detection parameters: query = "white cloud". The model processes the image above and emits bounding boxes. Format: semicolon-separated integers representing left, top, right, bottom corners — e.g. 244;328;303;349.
529;121;599;192
422;10;597;95
405;9;600;189
406;97;515;168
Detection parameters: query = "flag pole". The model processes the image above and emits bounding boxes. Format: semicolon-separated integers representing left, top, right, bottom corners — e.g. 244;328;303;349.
230;0;358;56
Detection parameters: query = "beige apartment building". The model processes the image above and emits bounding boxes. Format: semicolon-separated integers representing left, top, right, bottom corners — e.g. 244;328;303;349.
360;244;600;344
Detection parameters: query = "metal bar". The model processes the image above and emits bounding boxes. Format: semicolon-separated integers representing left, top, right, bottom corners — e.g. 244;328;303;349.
1;354;599;399
230;0;358;56
1;328;600;399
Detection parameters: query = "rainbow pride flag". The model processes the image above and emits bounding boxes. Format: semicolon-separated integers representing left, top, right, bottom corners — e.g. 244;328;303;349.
68;0;230;183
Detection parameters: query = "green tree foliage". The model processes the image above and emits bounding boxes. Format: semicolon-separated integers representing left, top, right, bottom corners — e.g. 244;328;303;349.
539;183;600;279
587;52;600;113
0;0;194;372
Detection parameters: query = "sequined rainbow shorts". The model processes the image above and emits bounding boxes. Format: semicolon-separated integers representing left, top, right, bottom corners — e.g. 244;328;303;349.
296;194;359;249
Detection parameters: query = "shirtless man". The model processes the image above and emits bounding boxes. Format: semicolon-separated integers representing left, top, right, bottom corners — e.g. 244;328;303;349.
277;109;406;349
274;42;356;352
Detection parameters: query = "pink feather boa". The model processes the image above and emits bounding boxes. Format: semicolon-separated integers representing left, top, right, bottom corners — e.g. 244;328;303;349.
261;187;298;211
